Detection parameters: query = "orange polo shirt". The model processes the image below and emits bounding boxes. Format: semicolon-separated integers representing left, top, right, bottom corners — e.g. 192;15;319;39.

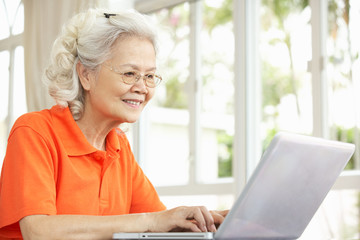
0;105;166;239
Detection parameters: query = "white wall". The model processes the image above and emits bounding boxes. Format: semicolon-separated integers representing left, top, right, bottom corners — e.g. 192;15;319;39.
108;0;134;10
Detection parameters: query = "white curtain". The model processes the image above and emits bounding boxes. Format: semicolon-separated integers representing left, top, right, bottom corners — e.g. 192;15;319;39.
23;0;101;112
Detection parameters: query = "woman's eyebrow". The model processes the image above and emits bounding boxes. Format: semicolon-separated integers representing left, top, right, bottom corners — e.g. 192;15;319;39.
118;63;157;72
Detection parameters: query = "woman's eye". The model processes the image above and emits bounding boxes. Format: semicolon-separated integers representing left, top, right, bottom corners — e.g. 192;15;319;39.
123;72;136;77
145;74;155;79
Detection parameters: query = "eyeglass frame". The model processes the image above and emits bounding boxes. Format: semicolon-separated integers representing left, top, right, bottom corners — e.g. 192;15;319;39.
102;62;162;88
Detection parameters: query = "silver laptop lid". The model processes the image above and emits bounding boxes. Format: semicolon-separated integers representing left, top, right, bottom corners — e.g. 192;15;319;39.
215;132;355;240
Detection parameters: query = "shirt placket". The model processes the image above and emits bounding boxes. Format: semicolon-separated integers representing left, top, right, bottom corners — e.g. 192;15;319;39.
98;150;118;214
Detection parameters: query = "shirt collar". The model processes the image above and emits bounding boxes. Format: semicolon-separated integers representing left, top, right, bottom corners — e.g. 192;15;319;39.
50;105;121;156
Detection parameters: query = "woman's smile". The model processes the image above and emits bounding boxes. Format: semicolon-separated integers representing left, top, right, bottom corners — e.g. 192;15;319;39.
122;99;143;108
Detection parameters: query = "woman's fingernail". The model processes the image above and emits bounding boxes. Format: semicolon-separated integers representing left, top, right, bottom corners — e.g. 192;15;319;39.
211;224;217;232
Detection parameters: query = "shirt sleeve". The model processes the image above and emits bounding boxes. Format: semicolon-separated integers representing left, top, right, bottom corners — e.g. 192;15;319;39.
0;126;57;231
130;159;166;213
117;134;166;214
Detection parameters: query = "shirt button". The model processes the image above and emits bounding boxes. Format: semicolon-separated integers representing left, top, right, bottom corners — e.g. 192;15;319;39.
93;153;103;161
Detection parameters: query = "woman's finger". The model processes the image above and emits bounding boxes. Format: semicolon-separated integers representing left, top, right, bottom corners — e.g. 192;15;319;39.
198;206;216;232
188;207;207;232
210;210;229;229
153;206;219;233
179;218;202;232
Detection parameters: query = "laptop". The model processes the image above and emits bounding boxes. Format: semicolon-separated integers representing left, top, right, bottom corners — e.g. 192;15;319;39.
113;132;355;240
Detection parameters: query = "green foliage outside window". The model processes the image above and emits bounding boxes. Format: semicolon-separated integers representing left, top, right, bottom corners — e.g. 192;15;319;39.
155;0;358;178
154;4;190;109
332;126;358;170
217;130;233;178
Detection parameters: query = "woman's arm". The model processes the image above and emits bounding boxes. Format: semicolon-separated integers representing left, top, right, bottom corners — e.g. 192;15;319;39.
20;206;217;240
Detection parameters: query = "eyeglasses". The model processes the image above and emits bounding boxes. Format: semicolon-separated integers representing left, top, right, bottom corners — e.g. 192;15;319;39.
103;63;162;88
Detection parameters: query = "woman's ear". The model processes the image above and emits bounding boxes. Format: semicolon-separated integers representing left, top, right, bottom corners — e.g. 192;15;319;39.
76;61;92;91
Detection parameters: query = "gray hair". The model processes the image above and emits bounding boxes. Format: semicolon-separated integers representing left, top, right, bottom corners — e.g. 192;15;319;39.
44;8;158;120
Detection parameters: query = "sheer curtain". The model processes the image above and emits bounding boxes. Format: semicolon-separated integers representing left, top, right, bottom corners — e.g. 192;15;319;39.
23;0;101;112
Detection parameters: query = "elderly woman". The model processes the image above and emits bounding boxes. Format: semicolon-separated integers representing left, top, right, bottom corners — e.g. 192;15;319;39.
0;8;227;240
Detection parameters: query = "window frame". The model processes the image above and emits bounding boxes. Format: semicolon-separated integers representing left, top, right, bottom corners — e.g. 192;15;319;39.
0;0;24;162
135;0;260;196
134;0;360;196
0;34;23;131
310;0;360;189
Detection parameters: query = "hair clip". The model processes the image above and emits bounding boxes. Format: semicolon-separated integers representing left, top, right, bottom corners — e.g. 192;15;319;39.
104;13;117;18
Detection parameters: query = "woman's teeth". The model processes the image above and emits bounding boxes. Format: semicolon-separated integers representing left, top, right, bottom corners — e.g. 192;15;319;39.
124;100;140;106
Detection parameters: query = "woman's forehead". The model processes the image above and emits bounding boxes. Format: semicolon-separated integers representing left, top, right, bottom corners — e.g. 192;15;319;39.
112;35;155;52
109;37;156;69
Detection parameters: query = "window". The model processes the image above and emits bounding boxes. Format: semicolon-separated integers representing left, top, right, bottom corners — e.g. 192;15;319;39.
135;0;238;209
319;0;360;238
199;0;234;183
0;0;25;167
143;2;191;187
0;50;10;161
328;0;360;170
259;0;360;238
134;0;360;237
142;0;236;186
260;0;312;141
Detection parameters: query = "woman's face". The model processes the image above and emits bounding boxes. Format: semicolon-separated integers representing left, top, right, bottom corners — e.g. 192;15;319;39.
82;36;157;124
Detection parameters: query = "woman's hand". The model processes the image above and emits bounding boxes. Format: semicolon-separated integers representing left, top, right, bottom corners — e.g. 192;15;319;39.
149;206;217;233
210;210;229;229
19;207;229;239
